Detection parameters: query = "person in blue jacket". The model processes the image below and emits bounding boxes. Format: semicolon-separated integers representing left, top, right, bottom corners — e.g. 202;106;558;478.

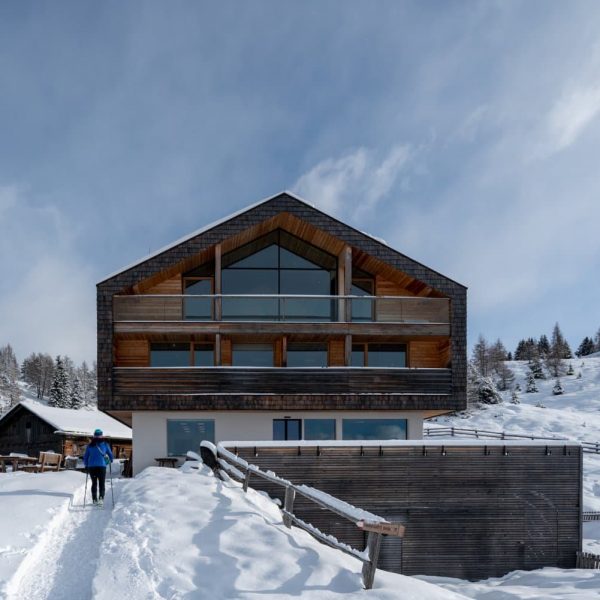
83;429;114;506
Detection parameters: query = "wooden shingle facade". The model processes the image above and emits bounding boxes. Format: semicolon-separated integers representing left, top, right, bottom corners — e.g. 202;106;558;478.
97;192;467;472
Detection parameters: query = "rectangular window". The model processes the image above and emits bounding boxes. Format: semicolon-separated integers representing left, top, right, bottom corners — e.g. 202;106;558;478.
184;278;213;320
232;343;273;367
287;343;328;367
367;344;406;368
194;343;214;366
351;344;366;367
167;419;215;456
342;418;407;441
150;343;190;367
304;419;336;440
273;419;302;441
351;279;374;322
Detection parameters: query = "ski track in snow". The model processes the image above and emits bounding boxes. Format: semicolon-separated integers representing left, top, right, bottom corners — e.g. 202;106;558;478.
6;479;126;600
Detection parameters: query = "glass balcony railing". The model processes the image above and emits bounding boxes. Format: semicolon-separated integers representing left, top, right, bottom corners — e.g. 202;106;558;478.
113;294;450;324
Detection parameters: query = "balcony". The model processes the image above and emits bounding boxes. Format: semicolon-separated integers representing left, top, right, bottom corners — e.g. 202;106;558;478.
113;294;450;325
110;366;454;412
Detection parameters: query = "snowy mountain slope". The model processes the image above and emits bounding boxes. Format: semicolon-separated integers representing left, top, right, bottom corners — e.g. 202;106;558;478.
92;465;467;600
429;356;600;554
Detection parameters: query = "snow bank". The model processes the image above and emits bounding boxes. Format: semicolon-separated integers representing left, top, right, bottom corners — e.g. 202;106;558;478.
0;471;84;596
93;466;467;599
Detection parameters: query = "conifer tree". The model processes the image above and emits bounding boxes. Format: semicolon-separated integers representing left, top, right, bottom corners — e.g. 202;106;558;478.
471;335;490;376
48;356;70;408
510;388;520;404
506;351;513;361
575;337;595;357
567;363;574;376
0;344;21;408
537;335;550;357
69;376;84;409
529;355;546;379
594;327;600;352
552;378;564;395
525;371;538;393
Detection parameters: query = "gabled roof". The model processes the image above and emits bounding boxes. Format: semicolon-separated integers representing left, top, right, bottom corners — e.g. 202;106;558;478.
0;399;132;439
98;191;466;294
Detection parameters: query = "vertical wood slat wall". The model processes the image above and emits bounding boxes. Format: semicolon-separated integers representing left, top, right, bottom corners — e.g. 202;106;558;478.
231;444;582;581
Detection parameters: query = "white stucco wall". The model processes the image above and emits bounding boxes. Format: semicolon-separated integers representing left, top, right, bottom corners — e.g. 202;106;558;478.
132;410;424;474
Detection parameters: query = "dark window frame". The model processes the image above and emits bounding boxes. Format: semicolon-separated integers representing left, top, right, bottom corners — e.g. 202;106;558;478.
351;343;408;368
273;418;302;441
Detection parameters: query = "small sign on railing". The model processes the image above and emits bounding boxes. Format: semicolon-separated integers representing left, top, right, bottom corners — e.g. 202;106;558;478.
357;520;405;537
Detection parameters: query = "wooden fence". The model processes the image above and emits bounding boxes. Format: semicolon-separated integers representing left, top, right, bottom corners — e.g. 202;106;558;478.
199;442;404;590
576;552;600;569
424;425;600;454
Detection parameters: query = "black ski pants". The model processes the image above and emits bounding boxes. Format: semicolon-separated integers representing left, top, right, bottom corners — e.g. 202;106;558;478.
88;466;106;500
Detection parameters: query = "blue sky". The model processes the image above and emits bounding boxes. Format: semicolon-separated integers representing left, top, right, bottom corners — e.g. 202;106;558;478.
1;1;599;363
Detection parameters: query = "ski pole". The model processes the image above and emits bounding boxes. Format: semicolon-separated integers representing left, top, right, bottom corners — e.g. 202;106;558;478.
109;463;115;508
84;469;89;508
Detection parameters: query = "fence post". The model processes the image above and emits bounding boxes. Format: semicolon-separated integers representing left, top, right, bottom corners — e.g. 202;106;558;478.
243;469;251;492
362;531;383;589
283;486;296;528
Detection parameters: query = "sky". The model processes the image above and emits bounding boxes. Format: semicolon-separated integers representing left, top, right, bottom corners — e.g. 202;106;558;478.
1;1;599;364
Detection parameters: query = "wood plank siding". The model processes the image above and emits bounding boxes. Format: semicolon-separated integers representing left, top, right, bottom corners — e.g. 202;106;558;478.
97;193;467;413
228;443;582;581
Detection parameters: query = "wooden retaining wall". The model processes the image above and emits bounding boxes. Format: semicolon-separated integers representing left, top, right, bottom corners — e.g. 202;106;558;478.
226;442;582;581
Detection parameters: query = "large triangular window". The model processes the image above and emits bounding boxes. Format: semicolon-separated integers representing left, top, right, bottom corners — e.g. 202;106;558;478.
221;230;337;321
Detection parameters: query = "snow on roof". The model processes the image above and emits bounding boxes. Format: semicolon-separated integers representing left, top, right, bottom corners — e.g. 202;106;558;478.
4;399;132;439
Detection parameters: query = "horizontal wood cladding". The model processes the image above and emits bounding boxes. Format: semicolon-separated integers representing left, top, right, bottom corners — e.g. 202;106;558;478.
113;367;452;396
113;321;451;338
141;275;182;294
409;341;451;368
328;339;345;366
108;393;454;412
98;194;467;413
115;339;149;367
229;444;582;580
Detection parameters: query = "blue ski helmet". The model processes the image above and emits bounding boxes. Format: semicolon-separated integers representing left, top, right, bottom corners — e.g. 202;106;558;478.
93;428;103;437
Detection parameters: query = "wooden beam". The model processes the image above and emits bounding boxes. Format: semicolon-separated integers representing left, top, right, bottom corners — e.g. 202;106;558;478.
214;243;222;321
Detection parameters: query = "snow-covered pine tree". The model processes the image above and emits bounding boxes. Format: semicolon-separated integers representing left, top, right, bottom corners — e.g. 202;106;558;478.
78;361;97;406
69;376;84;409
0;344;21;408
495;363;515;391
48;356;70;408
467;361;502;405
550;322;572;358
552;378;564;395
529;355;545;379
506;351;513;361
525;371;538;393
567;363;574;375
510;388;520;404
594;327;600;352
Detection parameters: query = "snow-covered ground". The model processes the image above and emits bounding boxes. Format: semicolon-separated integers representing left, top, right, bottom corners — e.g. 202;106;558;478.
1;357;599;599
0;466;468;600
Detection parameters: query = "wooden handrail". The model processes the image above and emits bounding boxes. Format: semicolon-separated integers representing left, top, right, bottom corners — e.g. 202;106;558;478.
424;425;600;454
201;442;403;590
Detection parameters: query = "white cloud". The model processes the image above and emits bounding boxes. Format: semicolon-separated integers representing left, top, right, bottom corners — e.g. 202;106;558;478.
293;145;410;218
546;83;600;153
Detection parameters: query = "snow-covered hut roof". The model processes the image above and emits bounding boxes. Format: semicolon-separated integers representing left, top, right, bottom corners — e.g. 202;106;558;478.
1;400;132;439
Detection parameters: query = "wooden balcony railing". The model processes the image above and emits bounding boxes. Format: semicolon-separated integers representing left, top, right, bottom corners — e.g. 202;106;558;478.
112;367;452;396
113;294;450;324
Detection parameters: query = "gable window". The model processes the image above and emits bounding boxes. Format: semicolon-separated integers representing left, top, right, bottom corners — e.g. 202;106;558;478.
221;230;337;321
351;343;406;368
351;271;375;322
286;343;328;367
273;418;302;441
150;343;190;367
184;278;213;320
